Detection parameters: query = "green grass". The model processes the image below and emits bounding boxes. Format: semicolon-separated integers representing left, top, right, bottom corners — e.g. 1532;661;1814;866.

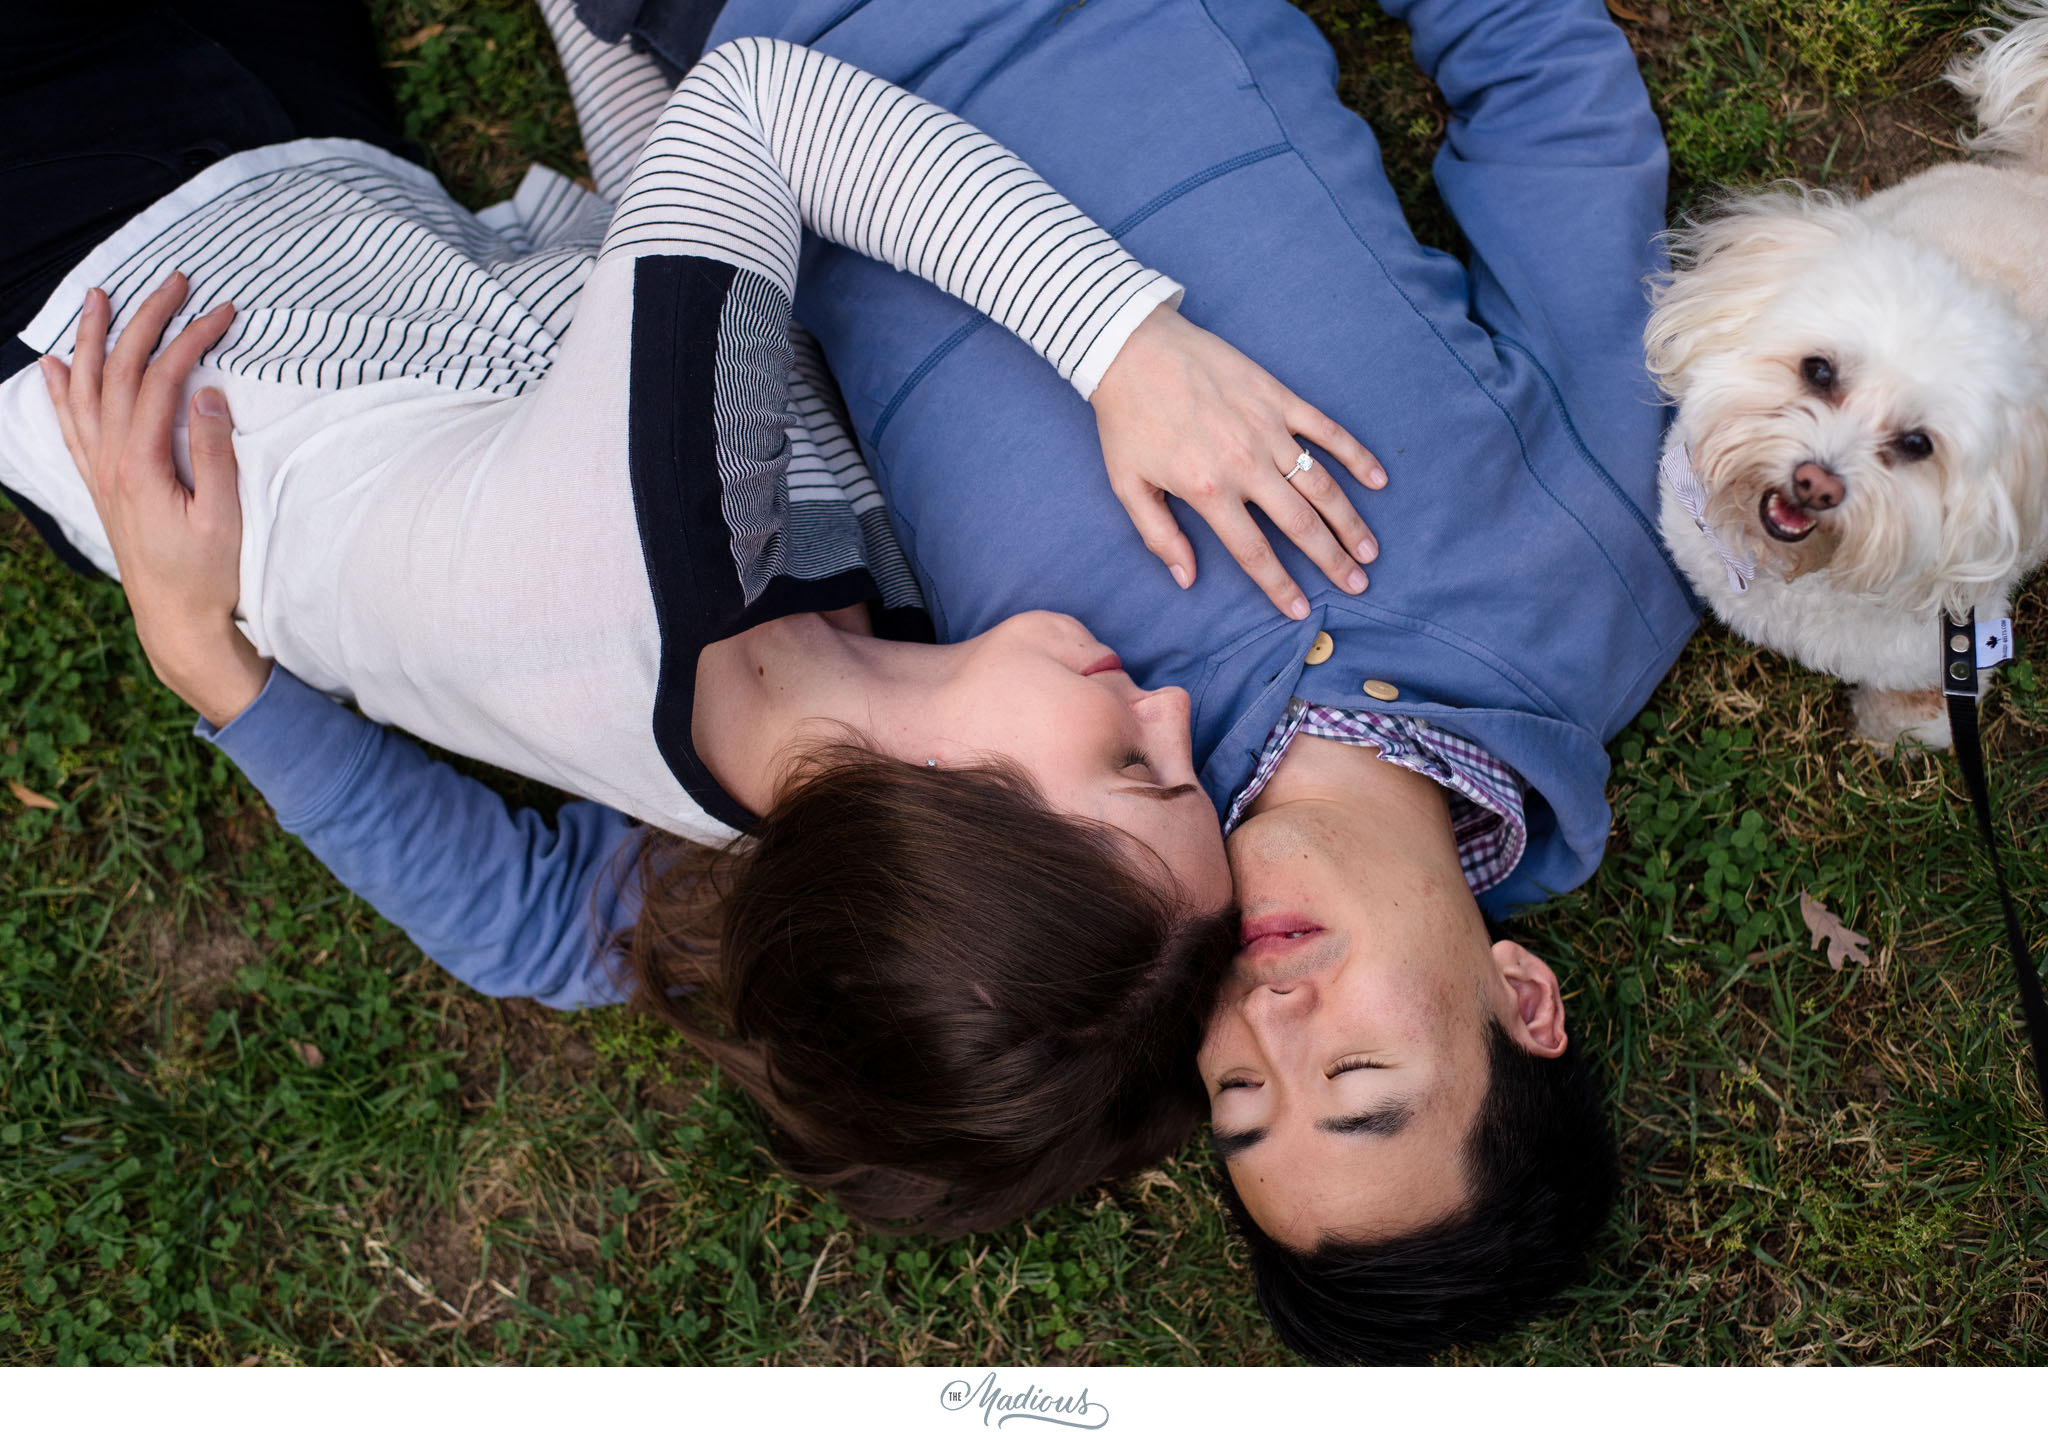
4;0;2044;1365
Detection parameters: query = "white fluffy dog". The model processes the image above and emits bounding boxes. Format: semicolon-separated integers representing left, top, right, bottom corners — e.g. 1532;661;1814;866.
1645;7;2048;747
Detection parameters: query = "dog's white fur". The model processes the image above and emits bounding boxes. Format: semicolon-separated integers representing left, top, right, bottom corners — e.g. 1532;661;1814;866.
1645;6;2048;747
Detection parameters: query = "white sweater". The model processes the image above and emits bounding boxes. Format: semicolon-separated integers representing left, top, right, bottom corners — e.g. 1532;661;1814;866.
0;16;1179;840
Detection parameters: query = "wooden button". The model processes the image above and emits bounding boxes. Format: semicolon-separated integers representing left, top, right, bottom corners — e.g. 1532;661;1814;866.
1362;679;1399;701
1304;631;1334;666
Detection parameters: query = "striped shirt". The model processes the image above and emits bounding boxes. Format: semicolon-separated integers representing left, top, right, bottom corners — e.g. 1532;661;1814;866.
1225;699;1529;894
0;12;1181;841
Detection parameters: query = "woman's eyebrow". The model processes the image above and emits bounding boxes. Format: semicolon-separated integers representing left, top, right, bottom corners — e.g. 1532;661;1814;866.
1211;1125;1269;1161
1317;1103;1416;1138
1113;782;1201;802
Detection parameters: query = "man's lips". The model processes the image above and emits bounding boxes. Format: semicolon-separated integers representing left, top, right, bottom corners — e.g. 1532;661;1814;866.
1238;914;1325;962
1081;651;1123;677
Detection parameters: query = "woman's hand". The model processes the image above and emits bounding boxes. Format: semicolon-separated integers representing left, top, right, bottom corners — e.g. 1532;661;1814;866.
39;273;272;728
1091;304;1386;619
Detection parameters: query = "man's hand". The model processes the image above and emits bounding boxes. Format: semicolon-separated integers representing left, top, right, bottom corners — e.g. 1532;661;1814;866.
1091;304;1385;619
40;273;272;728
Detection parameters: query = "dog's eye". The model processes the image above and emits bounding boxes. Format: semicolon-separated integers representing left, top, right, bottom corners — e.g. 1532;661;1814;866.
1800;355;1836;392
1895;430;1934;462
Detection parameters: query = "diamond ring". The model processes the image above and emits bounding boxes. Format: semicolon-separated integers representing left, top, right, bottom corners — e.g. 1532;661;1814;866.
1285;451;1315;483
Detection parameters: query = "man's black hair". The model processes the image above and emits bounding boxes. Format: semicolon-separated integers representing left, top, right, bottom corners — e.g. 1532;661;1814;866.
1218;1018;1618;1364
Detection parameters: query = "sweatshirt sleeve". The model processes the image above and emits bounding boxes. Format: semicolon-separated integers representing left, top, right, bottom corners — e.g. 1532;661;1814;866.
599;34;1182;399
196;667;644;1011
1381;0;1668;444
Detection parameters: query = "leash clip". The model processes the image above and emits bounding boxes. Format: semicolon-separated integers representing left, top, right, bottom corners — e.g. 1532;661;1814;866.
1942;608;1981;701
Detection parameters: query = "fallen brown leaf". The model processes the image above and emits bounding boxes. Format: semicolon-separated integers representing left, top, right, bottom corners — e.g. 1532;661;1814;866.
9;780;57;811
396;23;446;51
293;1041;325;1069
1605;0;1649;21
1799;890;1871;972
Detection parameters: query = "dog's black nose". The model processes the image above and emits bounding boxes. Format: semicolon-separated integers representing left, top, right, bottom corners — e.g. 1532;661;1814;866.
1792;461;1844;510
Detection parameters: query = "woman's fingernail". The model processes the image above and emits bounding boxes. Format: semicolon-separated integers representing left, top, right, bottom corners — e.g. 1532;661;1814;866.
194;388;228;417
1358;541;1377;562
1370;466;1387;488
1169;563;1190;589
1345;569;1366;594
1289;596;1310;621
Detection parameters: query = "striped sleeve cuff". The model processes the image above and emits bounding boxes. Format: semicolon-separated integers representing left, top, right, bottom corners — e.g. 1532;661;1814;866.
1067;273;1184;402
664;40;1189;401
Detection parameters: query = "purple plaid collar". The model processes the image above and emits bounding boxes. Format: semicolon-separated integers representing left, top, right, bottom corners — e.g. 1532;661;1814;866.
1224;699;1528;894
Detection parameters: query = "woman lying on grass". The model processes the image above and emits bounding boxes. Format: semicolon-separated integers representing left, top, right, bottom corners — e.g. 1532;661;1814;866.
5;1;1385;1234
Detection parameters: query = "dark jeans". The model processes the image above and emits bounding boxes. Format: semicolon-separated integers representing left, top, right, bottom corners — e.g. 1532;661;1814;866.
0;1;415;571
571;0;729;81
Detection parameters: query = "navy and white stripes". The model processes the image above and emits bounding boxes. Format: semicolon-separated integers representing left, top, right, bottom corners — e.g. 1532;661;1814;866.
18;142;609;399
597;35;1182;396
539;0;922;610
540;0;676;200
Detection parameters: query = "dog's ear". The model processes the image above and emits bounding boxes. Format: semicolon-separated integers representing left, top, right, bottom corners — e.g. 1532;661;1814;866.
1644;187;1851;399
1932;389;2048;612
2015;396;2048;572
1948;4;2048;176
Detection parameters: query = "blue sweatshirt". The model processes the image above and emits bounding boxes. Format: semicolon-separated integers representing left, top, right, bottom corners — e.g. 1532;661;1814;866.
199;668;636;1008
713;0;1696;915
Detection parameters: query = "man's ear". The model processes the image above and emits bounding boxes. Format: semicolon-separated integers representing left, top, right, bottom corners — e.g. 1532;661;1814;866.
1490;940;1567;1058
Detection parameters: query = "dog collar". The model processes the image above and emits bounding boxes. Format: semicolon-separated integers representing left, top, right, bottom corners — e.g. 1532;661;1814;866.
1661;442;1753;593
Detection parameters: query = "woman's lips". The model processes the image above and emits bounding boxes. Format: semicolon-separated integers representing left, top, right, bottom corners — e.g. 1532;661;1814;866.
1238;914;1325;962
1081;651;1123;677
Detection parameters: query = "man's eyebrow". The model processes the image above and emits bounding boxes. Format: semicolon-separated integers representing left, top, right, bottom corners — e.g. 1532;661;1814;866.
1317;1103;1417;1137
1113;783;1202;802
1210;1126;1268;1162
1212;1104;1413;1162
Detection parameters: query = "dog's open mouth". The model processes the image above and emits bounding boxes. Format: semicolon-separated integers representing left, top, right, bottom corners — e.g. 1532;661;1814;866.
1758;489;1818;543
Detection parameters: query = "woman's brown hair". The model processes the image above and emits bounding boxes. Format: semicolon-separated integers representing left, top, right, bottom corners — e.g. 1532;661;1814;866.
616;744;1236;1237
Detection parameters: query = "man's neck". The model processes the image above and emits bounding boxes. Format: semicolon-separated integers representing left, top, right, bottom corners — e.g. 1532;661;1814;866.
1242;730;1464;875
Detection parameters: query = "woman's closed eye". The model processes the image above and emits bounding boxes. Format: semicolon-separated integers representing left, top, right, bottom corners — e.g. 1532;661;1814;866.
1215;1075;1261;1092
1119;746;1155;778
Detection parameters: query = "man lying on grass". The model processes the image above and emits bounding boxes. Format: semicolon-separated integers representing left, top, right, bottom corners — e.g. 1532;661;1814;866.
653;0;1699;1361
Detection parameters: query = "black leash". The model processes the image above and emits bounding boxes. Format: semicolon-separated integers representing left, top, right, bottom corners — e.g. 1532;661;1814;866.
1941;608;2048;1120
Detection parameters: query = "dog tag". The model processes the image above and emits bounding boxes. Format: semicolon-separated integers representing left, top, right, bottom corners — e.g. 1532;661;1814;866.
1976;617;2015;669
